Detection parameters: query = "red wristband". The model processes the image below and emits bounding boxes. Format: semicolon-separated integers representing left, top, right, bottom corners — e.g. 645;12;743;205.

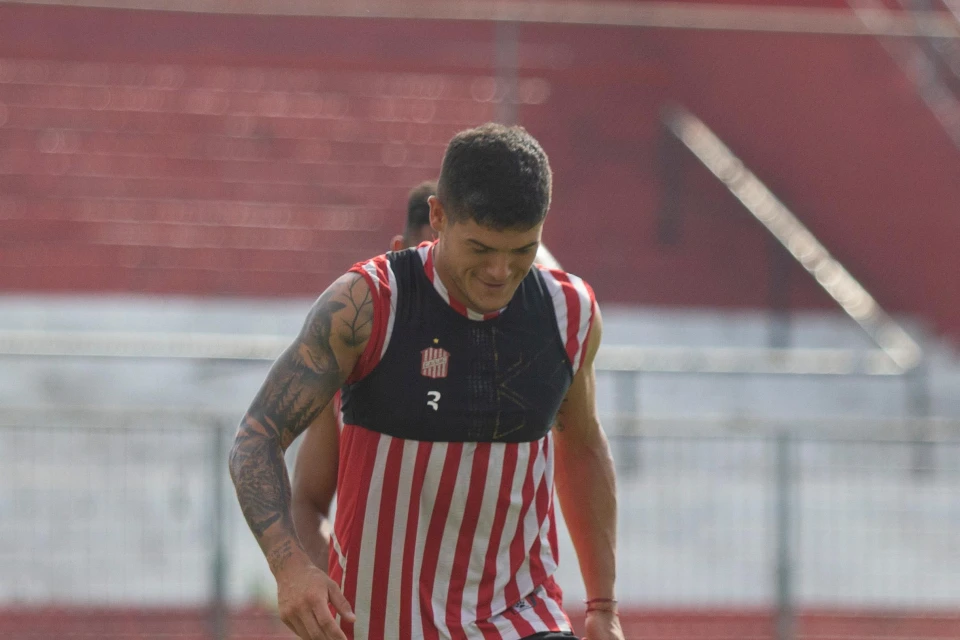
584;597;618;606
584;597;618;615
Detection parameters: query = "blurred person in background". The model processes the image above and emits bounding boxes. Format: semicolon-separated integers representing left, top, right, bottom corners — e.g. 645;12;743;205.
229;123;622;640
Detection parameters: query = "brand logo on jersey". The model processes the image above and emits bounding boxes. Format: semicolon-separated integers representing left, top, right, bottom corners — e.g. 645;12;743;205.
420;347;450;379
511;594;539;613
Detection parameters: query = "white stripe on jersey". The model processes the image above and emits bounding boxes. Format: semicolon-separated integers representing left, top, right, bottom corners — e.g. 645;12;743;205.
360;260;381;295
485;441;535;618
383;440;417;632
537;267;595;374
566;273;594;372
409;441;448;637
460;444;509;624
352;436;393;640
431;445;476;639
510;441;550;601
416;243;431;265
382;259;398;359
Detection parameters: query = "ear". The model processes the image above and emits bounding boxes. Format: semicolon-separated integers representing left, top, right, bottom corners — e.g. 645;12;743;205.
390;235;405;252
428;195;446;234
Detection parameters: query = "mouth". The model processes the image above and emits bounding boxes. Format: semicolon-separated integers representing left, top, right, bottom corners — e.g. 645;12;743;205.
477;279;507;291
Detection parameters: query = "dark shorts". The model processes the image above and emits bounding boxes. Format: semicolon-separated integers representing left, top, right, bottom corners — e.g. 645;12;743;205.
522;633;579;640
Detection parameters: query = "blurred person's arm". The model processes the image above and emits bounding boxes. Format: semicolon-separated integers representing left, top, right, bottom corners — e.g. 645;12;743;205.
553;304;624;640
292;402;340;569
228;272;371;640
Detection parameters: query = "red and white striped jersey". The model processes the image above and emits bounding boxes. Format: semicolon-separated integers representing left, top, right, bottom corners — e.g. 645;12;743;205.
332;242;596;640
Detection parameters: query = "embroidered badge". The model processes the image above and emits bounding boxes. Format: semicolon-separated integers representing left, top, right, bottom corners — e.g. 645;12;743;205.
421;347;450;379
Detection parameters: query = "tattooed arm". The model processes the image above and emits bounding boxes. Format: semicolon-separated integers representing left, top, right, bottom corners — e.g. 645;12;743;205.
228;272;372;640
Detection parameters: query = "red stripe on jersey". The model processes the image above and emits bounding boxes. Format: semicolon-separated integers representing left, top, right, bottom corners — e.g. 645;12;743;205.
475;618;504;640
476;443;520;621
336;426;382;640
448;294;470;317
419;443;465;640
529;585;559;631
544;578;571;629
546;503;560;568
446;443;492;636
367;437;406;640
552;271;582;366
347;256;391;383
328;548;343;600
527;455;551;589
503;607;538;638
399;442;432;640
503;440;541;608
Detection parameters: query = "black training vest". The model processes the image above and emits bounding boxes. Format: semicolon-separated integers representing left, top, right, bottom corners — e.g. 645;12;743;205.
340;248;574;443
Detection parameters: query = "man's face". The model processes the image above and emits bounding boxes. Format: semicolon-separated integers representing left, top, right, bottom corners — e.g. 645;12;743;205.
429;197;542;314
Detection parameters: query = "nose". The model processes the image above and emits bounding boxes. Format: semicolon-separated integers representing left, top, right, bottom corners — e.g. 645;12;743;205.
485;254;511;283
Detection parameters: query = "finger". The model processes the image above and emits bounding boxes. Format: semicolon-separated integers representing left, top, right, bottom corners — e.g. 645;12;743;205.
282;615;310;640
315;613;348;640
326;583;356;623
297;609;326;640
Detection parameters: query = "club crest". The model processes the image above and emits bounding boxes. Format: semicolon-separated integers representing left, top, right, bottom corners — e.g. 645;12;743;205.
420;347;450;379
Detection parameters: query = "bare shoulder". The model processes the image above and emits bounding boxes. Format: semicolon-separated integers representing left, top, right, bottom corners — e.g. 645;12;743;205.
299;271;374;358
585;299;603;359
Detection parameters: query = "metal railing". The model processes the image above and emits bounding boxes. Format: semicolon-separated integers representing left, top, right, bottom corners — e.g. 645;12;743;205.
2;408;958;640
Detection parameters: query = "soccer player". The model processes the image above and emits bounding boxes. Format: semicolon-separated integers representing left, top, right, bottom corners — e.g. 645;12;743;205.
291;183;563;580
229;123;622;640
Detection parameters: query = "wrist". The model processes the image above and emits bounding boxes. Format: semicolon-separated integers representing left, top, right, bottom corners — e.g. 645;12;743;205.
585;608;619;617
584;597;618;616
267;539;311;577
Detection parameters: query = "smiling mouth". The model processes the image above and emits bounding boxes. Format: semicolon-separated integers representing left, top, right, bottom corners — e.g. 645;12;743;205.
478;280;506;289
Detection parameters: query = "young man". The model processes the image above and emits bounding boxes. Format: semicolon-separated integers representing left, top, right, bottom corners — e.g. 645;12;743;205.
291;182;564;584
229;124;622;640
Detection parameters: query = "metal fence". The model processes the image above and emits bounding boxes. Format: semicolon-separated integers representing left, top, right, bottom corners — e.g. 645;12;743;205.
1;407;958;640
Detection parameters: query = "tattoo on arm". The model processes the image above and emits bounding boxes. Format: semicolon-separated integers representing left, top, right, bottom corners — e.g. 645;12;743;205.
267;539;296;574
340;275;373;349
229;275;373;550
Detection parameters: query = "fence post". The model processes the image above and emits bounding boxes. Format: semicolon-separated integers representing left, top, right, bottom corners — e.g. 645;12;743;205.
614;371;640;476
209;420;229;640
905;362;934;478
774;431;795;640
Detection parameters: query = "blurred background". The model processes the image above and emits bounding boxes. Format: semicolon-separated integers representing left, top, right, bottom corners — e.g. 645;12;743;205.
1;0;959;638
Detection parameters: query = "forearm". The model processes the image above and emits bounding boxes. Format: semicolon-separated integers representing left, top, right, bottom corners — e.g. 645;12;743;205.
229;418;309;575
554;431;618;599
292;497;331;570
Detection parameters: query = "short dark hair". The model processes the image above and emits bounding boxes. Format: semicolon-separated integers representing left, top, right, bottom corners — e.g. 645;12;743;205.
405;180;437;235
437;123;552;230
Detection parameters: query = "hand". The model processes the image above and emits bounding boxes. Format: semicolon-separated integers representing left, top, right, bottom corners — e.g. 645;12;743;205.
276;558;356;640
583;609;625;640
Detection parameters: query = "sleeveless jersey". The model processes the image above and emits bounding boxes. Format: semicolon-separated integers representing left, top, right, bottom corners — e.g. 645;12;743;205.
330;242;596;640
